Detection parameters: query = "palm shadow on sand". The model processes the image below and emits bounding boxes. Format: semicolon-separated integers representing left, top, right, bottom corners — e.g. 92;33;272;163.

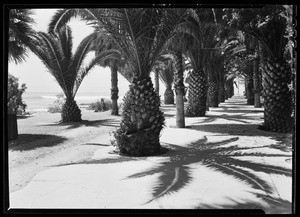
54;136;292;211
40;118;120;129
8;134;67;151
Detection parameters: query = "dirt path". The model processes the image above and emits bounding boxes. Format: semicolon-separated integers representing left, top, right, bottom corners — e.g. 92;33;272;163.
8;110;121;193
8;98;293;195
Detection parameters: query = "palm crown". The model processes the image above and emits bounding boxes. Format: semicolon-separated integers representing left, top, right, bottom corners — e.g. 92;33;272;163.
49;8;191;79
31;25;115;99
8;9;36;64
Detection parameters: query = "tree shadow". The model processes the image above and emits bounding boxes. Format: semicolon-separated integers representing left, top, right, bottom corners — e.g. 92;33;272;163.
51;136;292;210
17;115;34;119
197;194;292;214
83;143;111;146
8;134;67;151
40;119;120;129
125;138;291;204
212;109;263;114
191;123;291;137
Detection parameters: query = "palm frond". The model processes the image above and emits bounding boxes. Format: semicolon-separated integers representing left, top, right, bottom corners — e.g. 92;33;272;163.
57;25;73;61
36;32;69;96
69;32;96;88
73;49;121;96
8;9;36;64
159;59;175;87
48;8;81;33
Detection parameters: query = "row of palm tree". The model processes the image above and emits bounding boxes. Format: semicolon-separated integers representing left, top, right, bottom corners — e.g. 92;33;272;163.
8;6;295;155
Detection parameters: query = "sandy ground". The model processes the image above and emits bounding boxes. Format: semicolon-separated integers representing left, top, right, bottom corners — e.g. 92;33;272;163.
8;96;294;213
9;108;121;193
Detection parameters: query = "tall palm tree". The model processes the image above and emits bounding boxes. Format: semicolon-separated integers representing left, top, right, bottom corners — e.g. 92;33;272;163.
8;9;36;64
165;28;195;128
49;8;190;156
218;56;226;103
30;25;115;122
8;8;36;140
91;30;126;115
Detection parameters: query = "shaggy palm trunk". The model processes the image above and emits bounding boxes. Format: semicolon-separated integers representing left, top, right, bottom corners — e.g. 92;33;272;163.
154;68;159;95
185;68;208;116
113;76;165;156
218;78;225;103
259;56;292;133
164;84;174;104
208;74;219;108
253;57;262;108
173;51;185;128
111;62;119;115
246;64;254;105
61;98;82;122
206;91;210;111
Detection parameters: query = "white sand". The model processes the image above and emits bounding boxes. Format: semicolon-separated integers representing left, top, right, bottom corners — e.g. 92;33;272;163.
8;97;293;213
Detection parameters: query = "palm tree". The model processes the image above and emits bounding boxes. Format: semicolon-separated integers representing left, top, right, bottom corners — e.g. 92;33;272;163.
157;58;175;105
218;56;226;103
8;8;36;140
49;8;190;156
8;9;36;64
184;19;219;116
91;30;126;116
207;50;224;108
225;5;293;133
30;25;115;122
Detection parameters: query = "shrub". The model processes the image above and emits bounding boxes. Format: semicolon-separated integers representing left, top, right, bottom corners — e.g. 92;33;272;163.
8;73;27;115
47;93;66;113
89;98;112;112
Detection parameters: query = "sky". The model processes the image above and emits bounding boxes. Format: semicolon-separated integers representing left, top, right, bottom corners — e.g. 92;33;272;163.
8;9;131;96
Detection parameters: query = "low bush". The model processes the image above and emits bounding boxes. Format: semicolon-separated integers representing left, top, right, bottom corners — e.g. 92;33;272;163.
47;93;65;113
8;73;27;115
89;98;112;112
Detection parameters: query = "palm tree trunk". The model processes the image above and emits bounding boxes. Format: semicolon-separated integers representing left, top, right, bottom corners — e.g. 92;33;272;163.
154;68;159;95
8;109;18;140
259;56;292;133
173;51;185;128
113;76;165;156
218;78;225;103
185;68;208;116
253;57;262;108
208;73;219;108
246;64;254;105
206;91;210;111
111;62;119;115
61;97;82;122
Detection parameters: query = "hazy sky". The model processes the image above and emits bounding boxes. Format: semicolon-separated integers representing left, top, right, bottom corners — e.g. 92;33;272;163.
8;9;132;96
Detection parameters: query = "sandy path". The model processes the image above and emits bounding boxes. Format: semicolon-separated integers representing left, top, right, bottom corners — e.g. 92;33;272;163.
8;97;293;213
8;109;121;193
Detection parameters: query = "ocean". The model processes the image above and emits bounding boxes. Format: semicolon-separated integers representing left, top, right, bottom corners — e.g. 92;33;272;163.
22;92;118;112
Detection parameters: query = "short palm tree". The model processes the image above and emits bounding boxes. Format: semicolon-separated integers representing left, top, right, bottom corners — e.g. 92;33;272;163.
207;51;223;107
184;21;219;116
30;25;115;122
8;9;36;64
49;8;190;156
157;58;175;105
